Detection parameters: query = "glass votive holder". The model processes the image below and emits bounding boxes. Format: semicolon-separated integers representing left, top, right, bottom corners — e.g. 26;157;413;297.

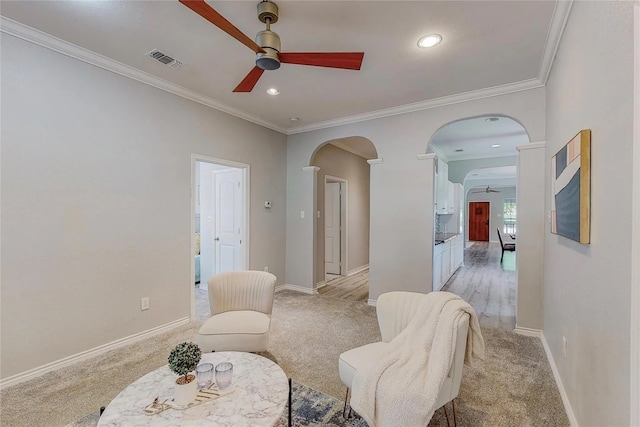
215;362;233;390
196;363;214;390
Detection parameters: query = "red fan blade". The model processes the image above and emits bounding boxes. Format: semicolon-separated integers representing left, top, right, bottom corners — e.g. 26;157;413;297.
279;52;364;70
233;66;265;92
179;0;264;54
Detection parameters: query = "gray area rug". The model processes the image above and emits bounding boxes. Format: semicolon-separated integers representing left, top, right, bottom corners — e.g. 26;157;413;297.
1;290;569;427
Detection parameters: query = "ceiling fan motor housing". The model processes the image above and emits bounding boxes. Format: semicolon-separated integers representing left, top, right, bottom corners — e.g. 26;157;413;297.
256;30;281;70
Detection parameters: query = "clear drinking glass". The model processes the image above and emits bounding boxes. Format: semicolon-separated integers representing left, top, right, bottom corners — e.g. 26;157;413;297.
196;363;214;390
215;362;233;390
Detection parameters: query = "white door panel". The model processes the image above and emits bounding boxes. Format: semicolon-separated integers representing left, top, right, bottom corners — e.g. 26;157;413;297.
214;168;244;274
325;182;341;275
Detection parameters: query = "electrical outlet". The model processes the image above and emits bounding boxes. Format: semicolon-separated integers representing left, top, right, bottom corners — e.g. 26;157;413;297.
264;266;269;272
562;336;568;358
141;297;150;311
300;210;305;219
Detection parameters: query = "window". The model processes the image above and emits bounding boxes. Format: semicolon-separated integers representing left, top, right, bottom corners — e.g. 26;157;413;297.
503;198;516;234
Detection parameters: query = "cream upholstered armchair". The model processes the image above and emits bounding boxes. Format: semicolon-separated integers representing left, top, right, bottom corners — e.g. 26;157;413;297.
338;291;470;427
197;270;276;353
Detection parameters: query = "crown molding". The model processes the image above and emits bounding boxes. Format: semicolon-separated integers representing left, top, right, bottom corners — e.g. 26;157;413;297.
367;158;383;165
287;78;544;135
301;166;320;172
417;153;437;161
0;17;288;135
516;141;546;151
538;0;574;84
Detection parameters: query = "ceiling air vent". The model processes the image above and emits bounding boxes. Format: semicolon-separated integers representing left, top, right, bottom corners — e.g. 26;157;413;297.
146;49;184;68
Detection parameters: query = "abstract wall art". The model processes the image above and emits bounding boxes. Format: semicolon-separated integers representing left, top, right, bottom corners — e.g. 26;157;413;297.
551;129;591;244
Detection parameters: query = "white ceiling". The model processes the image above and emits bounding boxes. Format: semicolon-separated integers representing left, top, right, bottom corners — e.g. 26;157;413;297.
0;1;562;136
430;115;529;161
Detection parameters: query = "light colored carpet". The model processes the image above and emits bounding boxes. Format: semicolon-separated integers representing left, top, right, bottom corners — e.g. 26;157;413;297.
0;290;568;427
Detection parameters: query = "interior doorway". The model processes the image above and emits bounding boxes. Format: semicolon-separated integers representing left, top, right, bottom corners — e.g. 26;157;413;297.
324;177;347;279
192;155;249;320
468;201;490;241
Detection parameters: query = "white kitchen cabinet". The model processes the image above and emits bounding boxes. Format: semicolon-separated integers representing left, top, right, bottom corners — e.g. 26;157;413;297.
441;241;451;286
433;242;443;291
436;159;450;215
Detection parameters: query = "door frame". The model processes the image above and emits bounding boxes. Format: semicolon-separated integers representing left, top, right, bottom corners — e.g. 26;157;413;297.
467;201;491;241
191;154;250;320
324;175;347;278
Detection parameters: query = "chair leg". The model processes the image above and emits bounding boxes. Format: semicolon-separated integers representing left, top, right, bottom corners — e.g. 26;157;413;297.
500;248;504;263
99;406;106;417
342;387;350;419
443;404;451;427
452;399;458;427
288;378;292;427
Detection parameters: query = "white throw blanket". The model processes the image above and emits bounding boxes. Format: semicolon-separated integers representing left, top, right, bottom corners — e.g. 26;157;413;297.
350;292;485;427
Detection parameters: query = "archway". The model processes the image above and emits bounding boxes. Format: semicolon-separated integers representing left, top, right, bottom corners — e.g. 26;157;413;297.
308;136;378;302
425;114;531;331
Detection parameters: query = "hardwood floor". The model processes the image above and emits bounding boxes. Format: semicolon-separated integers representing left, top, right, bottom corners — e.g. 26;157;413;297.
442;241;516;330
317;269;369;302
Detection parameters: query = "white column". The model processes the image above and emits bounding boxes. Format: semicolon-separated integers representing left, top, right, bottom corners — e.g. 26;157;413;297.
515;141;546;332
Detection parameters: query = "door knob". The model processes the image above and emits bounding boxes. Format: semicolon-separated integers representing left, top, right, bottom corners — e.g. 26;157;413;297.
214;237;220;241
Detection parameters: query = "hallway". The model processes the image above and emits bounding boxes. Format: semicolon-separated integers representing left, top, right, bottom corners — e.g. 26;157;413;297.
442;242;516;330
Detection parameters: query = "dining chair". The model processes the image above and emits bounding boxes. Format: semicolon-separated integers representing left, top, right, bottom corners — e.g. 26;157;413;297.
497;228;516;263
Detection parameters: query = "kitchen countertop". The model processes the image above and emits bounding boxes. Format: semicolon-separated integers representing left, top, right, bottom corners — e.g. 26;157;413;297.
435;233;460;245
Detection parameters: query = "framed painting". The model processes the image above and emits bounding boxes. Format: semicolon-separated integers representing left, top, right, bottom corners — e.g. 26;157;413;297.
551;129;591;244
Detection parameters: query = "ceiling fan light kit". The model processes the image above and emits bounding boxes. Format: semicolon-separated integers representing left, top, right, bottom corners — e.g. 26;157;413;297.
179;0;364;93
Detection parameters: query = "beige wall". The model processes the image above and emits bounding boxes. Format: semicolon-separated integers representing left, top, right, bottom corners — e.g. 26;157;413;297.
1;35;287;380
311;144;370;284
544;2;634;425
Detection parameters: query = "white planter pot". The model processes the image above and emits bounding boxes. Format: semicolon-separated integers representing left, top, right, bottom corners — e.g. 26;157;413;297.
174;375;198;406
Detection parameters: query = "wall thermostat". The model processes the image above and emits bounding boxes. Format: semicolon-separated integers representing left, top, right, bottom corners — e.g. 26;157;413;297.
264;201;272;208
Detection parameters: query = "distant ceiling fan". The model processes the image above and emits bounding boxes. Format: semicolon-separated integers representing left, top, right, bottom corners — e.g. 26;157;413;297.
179;0;365;92
472;186;501;194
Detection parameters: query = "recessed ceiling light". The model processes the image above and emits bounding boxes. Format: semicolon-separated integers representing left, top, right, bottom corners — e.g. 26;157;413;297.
417;34;442;48
266;88;280;96
485;117;499;122
289;117;299;122
491;144;501;148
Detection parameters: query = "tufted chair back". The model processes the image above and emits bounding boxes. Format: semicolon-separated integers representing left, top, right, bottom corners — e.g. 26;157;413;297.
208;270;276;316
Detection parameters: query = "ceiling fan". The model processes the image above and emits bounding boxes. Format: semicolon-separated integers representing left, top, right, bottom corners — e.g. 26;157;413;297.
472;186;501;194
179;0;365;92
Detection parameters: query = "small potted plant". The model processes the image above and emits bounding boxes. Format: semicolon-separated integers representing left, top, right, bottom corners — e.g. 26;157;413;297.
168;342;202;406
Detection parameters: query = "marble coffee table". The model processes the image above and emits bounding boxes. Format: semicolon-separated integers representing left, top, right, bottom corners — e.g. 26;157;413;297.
97;351;289;426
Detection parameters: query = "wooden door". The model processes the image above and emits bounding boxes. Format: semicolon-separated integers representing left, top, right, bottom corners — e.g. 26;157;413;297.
469;202;490;241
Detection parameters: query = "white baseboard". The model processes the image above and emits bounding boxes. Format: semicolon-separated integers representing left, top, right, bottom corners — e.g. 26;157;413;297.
513;326;542;338
275;284;318;295
540;332;579;427
367;299;377;307
347;264;369;277
0;317;190;390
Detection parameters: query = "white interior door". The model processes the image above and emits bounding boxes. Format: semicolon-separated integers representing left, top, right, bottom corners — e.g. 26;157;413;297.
325;182;341;275
214;168;244;274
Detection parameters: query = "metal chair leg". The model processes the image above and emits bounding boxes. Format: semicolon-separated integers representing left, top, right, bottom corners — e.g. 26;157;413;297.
443;404;451;427
99;406;106;417
342;387;350;418
288;378;292;427
452;399;458;427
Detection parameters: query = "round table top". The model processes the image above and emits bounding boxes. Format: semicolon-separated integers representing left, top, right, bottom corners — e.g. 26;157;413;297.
97;351;288;427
